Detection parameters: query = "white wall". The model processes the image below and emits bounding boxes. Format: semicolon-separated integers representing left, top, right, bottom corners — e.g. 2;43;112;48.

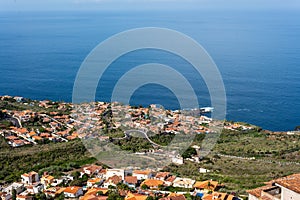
280;186;300;200
106;169;124;180
248;194;259;200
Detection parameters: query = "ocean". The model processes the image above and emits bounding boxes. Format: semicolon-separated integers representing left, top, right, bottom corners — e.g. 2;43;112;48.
0;10;299;131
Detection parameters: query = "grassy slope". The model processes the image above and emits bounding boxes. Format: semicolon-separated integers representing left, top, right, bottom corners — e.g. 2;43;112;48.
0;137;95;183
165;129;300;196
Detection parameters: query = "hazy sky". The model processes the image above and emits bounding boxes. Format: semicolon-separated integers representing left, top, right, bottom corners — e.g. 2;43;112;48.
1;0;300;11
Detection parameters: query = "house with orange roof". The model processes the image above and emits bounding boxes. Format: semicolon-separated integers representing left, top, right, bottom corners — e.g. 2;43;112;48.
44;187;65;198
141;179;164;189
202;192;239;200
80;188;108;200
160;193;186;200
193;180;219;192
32;135;43;141
103;175;122;188
41;175;55;188
64;186;83;198
124;192;148;200
106;168;124;180
87;178;103;188
247;173;300;200
21;171;39;185
165;176;176;186
124;176;138;188
154;172;170;181
11;139;25;147
5;135;19;141
67;135;77;140
15;128;28;135
132;170;153;180
27;131;36;138
274;173;300;200
82;164;102;176
40;133;51;138
80;194;108;200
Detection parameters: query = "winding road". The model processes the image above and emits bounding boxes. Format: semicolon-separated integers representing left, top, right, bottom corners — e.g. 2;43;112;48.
124;129;162;147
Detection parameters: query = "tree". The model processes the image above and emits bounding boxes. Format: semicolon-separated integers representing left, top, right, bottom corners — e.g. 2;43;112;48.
117;182;129;191
71;171;81;180
182;147;197;159
107;191;124;200
34;193;46;200
12;189;16;200
57;193;65;200
141;184;148;190
69;179;83;186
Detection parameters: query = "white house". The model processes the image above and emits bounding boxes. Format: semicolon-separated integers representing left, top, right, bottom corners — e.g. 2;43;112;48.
132;170;153;180
247;173;300;200
275;174;300;200
82;165;102;176
64;186;83;198
25;183;43;194
21;172;39;185
172;177;195;189
3;182;25;195
103;175;122;188
87;178;103;188
106;169;124;180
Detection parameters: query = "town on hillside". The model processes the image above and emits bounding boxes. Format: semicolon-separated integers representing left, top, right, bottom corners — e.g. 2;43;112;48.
0;95;255;162
1;164;300;200
1;96;300;200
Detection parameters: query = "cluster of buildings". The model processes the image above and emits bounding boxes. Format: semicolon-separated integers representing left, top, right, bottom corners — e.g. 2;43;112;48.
0;164;242;200
0;96;78;147
110;103;215;135
0;96;255;149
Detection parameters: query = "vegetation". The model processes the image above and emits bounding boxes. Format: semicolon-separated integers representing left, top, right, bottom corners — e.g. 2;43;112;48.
164;129;300;196
0;137;95;183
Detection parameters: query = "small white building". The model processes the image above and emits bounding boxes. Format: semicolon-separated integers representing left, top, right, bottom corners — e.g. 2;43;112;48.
171;156;184;165
199;168;211;174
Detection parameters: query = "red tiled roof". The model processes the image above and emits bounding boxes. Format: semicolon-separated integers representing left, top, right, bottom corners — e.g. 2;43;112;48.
247;185;274;198
125;176;138;184
275;173;300;194
155;172;170;179
64;186;82;194
141;179;163;188
105;175;122;184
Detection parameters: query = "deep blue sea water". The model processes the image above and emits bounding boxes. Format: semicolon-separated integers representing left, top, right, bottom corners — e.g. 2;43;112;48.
0;10;300;131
